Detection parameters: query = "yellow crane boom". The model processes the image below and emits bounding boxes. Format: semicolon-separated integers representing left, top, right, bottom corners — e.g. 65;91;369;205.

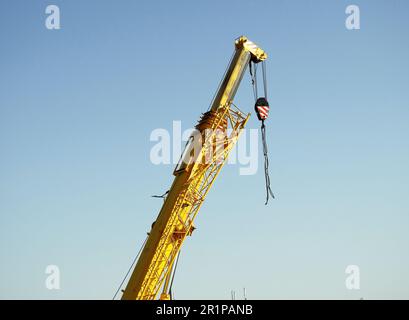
121;36;267;300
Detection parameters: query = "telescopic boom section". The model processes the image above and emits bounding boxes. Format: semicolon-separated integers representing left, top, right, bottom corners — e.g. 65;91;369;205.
121;36;267;300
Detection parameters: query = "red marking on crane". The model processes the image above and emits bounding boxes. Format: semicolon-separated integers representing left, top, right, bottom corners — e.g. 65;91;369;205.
256;106;269;119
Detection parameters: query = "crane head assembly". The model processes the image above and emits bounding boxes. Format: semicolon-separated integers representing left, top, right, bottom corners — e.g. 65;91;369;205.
235;36;267;62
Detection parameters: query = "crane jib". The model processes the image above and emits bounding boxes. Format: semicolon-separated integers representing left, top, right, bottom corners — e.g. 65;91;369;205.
120;36;269;300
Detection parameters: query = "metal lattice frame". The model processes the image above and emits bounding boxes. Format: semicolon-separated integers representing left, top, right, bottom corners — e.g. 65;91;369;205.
137;103;249;299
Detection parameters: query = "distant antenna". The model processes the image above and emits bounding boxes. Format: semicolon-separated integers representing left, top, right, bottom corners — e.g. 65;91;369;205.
243;287;247;300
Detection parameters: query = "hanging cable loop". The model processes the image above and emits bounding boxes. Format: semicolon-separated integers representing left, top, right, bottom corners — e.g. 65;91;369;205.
261;120;275;204
250;60;275;204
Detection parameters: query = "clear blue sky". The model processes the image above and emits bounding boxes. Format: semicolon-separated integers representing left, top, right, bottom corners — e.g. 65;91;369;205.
0;0;408;299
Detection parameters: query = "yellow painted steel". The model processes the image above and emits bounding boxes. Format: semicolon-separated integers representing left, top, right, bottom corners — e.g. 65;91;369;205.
121;36;267;300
